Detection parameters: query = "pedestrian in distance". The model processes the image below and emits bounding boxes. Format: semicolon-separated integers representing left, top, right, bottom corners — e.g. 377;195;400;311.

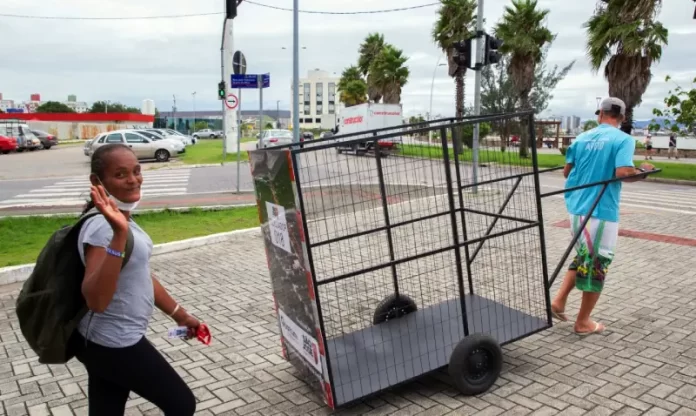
551;97;654;336
668;132;679;159
644;133;654;160
73;143;198;415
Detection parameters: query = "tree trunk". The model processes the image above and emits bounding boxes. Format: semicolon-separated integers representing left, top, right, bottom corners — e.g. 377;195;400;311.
453;70;465;153
620;106;633;134
518;92;531;158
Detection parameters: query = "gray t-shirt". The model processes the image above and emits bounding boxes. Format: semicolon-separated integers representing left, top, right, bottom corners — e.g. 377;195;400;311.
77;215;155;348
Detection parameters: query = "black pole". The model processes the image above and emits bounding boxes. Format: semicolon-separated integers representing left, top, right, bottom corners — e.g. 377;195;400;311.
440;126;470;337
450;126;475;295
528;115;554;326
547;183;608;288
374;140;400;297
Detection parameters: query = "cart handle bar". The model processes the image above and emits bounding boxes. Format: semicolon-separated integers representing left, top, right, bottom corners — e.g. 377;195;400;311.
545;168;661;289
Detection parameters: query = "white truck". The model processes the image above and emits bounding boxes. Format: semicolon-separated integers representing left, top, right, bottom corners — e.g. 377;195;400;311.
334;103;404;155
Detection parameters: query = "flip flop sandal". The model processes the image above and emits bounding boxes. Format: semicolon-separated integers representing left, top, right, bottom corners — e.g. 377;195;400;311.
575;322;605;336
551;310;568;322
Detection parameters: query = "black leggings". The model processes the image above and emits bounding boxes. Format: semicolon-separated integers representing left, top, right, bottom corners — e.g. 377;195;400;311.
73;333;196;416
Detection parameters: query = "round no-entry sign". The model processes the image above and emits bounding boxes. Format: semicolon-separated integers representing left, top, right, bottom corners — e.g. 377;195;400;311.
225;93;239;110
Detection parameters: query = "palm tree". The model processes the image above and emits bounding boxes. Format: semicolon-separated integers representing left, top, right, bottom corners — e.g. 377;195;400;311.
495;0;555;158
370;45;410;104
337;66;368;107
358;33;387;103
432;0;477;124
585;0;668;134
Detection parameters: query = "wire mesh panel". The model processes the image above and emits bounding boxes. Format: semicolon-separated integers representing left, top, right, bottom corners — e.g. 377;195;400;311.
286;113;550;406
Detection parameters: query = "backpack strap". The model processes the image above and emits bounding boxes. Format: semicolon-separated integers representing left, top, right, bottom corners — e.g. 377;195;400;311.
79;210;135;270
123;228;134;268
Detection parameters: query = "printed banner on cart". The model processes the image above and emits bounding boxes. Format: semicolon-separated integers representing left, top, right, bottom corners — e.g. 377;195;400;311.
249;149;324;387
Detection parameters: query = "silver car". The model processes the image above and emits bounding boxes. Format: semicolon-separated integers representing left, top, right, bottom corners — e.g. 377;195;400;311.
88;130;181;162
257;130;294;148
192;129;219;139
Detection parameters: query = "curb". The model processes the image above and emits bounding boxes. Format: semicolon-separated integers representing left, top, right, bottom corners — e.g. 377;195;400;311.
646;177;696;187
0;204;257;219
0;226;261;286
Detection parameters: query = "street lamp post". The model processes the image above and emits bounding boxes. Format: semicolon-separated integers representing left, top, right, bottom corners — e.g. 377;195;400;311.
428;57;446;145
284;45;305;137
192;92;197;135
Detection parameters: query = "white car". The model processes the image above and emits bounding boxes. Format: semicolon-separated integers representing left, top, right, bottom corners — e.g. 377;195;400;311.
192;129;220;139
135;130;187;152
88;130;182;162
147;128;196;146
257;130;294;148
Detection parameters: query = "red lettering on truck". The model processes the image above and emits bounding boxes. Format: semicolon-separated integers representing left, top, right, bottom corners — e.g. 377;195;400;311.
344;116;364;124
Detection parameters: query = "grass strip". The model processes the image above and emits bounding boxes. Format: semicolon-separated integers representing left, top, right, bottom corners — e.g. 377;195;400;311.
0;206;259;267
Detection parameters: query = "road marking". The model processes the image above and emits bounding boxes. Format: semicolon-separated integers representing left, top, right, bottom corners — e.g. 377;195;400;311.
19;188;188;198
0;169;192;209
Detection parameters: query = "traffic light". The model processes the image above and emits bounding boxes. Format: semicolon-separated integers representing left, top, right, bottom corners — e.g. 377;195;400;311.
226;0;238;19
453;39;473;70
484;34;503;66
218;81;226;100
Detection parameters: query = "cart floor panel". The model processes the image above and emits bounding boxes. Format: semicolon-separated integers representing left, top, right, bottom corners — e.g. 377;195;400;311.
327;294;548;406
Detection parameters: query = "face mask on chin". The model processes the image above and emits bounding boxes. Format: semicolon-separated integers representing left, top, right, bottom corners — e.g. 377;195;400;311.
96;178;142;212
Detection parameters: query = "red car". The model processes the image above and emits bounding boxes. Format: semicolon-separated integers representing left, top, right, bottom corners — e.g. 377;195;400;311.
0;135;17;154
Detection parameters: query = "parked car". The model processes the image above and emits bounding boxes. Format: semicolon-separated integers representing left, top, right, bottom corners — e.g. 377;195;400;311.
192;129;220;139
153;129;196;145
0;121;41;152
83;139;93;157
31;129;59;149
88;130;181;162
134;130;186;154
319;131;334;139
0;135;17;154
256;130;294;149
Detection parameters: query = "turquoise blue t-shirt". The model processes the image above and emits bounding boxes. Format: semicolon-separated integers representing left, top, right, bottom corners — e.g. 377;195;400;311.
564;124;635;222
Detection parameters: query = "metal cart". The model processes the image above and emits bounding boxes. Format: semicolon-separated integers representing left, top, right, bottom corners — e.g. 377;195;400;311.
249;111;657;409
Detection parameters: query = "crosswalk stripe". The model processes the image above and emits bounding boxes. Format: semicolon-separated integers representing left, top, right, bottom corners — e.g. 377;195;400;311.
41;180;189;189
0;169;192;208
20;188;188;198
58;177;190;185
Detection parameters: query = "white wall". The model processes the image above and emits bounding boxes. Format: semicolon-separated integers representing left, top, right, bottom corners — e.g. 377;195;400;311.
27;121;152;141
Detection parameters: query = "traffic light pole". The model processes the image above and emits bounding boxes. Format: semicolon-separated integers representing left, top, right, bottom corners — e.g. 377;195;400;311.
471;0;484;194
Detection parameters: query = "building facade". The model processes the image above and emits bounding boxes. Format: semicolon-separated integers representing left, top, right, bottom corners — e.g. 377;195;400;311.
290;69;342;130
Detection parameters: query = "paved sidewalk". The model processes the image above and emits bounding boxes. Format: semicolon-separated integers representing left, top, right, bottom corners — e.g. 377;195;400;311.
2;198;696;415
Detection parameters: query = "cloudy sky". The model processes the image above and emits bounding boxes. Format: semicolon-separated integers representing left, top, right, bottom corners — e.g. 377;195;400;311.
1;0;693;120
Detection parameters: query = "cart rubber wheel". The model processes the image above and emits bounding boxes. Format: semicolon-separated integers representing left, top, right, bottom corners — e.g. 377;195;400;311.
373;294;417;324
449;334;503;396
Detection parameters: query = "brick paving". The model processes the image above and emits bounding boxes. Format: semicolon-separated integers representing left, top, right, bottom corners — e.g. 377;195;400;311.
1;196;696;415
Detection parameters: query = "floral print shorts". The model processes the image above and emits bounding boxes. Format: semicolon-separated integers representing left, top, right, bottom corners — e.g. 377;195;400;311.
567;215;618;293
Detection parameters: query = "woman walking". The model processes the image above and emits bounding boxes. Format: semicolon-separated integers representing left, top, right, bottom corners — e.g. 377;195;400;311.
72;143;198;415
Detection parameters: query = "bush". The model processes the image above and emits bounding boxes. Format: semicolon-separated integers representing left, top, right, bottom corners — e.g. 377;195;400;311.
559;147;567;156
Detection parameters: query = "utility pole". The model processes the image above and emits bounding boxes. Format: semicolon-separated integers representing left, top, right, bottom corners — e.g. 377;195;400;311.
276;100;280;128
221;0;239;164
192;91;197;134
172;95;177;131
471;0;484;194
292;0;300;144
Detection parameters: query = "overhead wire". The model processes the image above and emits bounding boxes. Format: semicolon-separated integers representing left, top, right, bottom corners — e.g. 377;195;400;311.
0;1;439;20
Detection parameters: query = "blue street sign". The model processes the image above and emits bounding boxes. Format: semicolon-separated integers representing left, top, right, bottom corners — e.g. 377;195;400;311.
231;73;270;89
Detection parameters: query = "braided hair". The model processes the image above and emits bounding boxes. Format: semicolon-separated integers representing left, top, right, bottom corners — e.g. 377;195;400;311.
81;144;135;215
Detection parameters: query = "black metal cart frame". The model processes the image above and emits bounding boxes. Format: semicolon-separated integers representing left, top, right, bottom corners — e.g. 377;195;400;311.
249;111;659;409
